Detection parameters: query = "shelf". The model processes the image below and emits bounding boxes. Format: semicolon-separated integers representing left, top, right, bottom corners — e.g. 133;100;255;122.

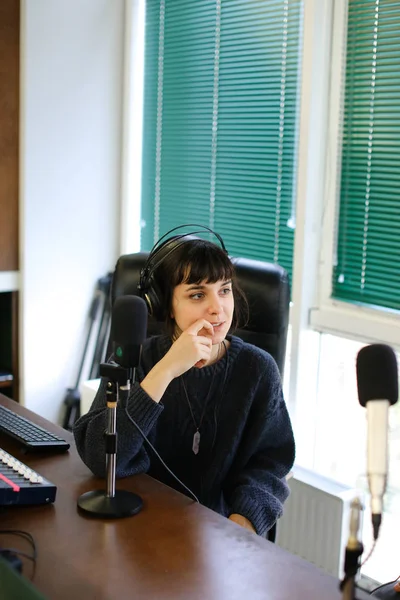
0;380;13;389
0;271;19;293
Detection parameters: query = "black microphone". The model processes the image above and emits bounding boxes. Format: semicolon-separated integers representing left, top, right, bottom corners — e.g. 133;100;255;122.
356;344;398;540
111;295;147;375
77;294;148;519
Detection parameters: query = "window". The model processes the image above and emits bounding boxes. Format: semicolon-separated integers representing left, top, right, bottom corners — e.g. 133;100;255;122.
310;0;400;347
302;0;400;583
333;0;400;311
140;0;303;282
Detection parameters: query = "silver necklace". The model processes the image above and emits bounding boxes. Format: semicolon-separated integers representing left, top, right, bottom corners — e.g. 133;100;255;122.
181;342;224;455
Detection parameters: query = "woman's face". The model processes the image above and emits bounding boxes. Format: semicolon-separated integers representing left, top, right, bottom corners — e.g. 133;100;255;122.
171;278;234;344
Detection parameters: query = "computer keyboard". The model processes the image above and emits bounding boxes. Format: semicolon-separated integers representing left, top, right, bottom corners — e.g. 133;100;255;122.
0;405;70;452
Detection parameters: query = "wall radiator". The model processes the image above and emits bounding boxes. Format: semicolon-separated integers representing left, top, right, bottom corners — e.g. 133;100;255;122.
276;466;362;578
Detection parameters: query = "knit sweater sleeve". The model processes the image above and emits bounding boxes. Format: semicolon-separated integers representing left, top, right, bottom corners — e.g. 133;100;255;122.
73;340;165;478
224;355;295;536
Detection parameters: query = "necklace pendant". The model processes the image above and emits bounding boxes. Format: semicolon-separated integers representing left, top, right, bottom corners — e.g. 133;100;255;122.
192;430;201;455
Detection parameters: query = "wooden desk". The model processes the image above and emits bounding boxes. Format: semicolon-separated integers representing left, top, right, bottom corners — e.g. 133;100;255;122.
0;394;369;600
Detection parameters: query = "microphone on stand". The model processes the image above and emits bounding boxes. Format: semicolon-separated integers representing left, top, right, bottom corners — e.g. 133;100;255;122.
77;295;148;518
356;344;398;541
339;343;398;599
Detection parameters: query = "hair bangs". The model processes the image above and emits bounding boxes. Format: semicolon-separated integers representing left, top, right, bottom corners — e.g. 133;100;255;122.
173;242;234;287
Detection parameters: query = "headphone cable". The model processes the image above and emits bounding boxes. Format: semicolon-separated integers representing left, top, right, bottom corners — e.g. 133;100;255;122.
122;394;200;504
0;529;37;580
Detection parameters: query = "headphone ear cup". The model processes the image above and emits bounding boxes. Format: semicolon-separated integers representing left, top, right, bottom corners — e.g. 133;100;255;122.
138;267;151;311
138;239;180;320
145;273;165;320
139;267;166;320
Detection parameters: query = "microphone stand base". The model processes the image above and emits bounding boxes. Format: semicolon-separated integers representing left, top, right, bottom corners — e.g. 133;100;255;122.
77;489;143;518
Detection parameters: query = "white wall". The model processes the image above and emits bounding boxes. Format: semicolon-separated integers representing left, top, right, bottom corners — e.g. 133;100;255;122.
19;0;125;422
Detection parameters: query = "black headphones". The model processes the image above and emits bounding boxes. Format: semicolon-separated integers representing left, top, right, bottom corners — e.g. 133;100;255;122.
138;224;228;320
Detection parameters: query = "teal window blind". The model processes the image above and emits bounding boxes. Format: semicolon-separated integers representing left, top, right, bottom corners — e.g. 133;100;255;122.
333;0;400;311
141;0;303;282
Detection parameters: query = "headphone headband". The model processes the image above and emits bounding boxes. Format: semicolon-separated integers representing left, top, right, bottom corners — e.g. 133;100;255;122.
143;224;227;281
149;224;227;259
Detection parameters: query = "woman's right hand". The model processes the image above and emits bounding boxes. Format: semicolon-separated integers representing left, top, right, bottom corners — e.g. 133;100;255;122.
140;319;213;403
159;319;214;379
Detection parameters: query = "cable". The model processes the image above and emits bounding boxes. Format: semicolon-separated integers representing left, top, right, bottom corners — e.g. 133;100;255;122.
0;529;37;580
123;400;200;504
360;539;377;568
370;575;400;595
0;529;37;555
1;548;36;562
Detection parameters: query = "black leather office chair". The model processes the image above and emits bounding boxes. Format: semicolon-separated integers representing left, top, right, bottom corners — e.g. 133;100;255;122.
110;252;291;540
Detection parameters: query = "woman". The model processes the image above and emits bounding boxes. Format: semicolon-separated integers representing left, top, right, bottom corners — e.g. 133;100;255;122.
73;232;295;536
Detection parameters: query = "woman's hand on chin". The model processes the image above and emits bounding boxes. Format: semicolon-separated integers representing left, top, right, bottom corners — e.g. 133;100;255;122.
161;319;215;377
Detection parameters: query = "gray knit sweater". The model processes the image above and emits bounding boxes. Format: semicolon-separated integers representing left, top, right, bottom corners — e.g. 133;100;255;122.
73;335;295;535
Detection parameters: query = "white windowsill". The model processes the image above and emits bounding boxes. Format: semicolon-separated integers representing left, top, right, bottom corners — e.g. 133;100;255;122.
310;302;400;348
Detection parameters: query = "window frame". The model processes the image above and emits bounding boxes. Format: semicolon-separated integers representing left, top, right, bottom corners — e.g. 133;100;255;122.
120;0;145;256
308;0;400;349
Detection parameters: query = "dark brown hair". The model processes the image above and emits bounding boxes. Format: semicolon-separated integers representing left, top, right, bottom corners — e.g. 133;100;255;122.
153;237;248;336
